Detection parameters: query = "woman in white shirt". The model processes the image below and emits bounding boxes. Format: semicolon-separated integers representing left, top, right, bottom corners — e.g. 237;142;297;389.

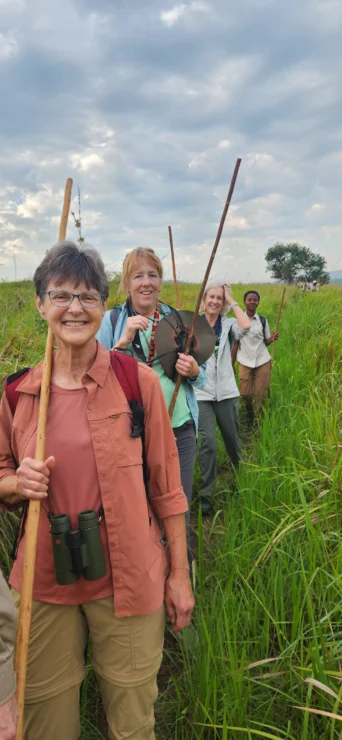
194;282;250;515
237;290;279;425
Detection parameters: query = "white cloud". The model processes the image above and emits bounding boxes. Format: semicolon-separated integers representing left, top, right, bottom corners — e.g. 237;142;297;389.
160;3;186;26
17;188;58;218
310;203;326;212
70;152;104;172
188;152;207;168
0;32;18;59
218;140;231;149
160;1;209;27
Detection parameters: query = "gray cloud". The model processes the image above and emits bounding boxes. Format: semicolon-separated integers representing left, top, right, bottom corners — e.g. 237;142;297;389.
0;0;341;283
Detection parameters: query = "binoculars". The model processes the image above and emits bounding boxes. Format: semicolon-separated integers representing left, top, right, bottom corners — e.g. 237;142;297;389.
50;510;106;586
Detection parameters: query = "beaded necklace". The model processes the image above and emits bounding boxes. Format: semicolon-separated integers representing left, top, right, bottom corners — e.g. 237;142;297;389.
146;308;160;367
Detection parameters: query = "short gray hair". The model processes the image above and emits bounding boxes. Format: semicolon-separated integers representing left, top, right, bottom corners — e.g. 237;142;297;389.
33;241;109;300
201;280;229;316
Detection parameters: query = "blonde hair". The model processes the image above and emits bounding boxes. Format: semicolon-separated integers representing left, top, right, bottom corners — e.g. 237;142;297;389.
201;280;229;316
120;248;163;293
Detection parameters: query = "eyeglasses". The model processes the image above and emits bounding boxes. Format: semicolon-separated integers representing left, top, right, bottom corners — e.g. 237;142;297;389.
40;290;105;309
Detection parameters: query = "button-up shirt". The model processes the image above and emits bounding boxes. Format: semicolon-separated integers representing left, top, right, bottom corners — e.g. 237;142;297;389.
237;313;271;368
0;343;188;617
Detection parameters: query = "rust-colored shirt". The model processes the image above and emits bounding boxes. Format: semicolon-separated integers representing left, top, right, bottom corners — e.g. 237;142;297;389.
0;343;188;617
11;383;114;604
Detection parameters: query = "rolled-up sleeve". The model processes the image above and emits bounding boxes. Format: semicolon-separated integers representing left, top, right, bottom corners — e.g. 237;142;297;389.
0;570;17;706
187;363;207;389
138;365;188;520
0;393;20;511
231;319;249;341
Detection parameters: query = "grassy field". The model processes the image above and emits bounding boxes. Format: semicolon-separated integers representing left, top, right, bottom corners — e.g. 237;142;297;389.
0;280;341;739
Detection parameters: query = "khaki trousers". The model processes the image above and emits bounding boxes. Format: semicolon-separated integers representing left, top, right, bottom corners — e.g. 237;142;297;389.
238;361;271;413
11;590;165;740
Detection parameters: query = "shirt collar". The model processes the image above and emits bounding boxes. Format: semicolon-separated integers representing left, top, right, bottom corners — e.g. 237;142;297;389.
16;341;111;396
245;311;259;321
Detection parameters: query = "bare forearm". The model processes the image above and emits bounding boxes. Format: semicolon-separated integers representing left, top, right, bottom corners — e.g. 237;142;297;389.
113;337;129;350
162;513;189;572
0;475;21;507
229;304;250;329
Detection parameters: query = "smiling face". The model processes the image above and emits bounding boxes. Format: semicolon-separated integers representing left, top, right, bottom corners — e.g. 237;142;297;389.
127;259;162;315
204;286;224;319
36;278;107;348
244;292;260;314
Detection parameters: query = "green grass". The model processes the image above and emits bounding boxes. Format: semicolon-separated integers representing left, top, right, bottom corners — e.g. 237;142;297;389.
0;281;341;739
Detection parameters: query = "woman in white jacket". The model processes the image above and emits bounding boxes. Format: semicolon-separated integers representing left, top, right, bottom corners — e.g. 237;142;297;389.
194;283;250;515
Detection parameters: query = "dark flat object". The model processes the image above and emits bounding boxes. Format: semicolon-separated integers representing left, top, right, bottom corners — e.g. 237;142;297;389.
155;310;216;380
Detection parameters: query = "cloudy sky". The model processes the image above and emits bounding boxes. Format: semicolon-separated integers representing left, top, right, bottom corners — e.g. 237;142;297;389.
0;0;341;284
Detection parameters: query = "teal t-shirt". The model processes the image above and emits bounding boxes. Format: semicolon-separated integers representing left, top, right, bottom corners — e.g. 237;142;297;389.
127;317;192;428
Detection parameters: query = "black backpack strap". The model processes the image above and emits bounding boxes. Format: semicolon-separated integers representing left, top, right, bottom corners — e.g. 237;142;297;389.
110;306;121;336
259;315;267;342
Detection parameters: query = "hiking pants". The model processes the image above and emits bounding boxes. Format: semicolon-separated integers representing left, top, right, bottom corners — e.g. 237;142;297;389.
238;361;271;415
11;590;164;740
198;398;241;501
173;420;197;564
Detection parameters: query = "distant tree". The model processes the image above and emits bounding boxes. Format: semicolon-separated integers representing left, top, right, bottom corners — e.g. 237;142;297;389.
265;242;330;284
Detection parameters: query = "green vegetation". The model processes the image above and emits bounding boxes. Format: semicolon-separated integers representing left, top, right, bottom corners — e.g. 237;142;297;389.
0;281;341;738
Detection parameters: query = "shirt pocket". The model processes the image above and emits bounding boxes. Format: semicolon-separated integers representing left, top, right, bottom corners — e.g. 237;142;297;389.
107;411;143;467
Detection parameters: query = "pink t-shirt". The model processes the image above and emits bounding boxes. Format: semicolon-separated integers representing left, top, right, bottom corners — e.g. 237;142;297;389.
10;383;113;603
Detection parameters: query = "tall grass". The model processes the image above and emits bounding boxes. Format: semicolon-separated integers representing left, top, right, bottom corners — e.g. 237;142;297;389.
158;287;342;739
0;281;341;738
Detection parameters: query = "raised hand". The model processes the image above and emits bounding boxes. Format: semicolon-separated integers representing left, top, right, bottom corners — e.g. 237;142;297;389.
223;283;233;305
115;316;150;348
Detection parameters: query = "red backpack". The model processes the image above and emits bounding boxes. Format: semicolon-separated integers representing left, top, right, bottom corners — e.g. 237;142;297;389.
4;351;144;437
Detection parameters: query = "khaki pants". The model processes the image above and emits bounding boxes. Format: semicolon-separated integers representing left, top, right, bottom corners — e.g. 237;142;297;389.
11;590;165;740
238;361;271;413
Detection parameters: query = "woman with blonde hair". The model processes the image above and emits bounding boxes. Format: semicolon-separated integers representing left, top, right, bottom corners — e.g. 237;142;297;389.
97;247;207;565
194;281;250;515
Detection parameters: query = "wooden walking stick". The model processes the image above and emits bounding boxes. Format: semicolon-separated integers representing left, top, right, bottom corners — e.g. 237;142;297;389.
271;286;286;364
168;225;180;309
169;157;242;418
15;178;73;740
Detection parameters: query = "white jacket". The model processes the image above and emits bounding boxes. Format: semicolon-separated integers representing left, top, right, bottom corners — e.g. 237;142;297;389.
194;317;248;402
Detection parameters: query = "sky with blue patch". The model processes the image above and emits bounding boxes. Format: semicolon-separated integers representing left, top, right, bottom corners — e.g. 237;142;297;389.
0;0;341;283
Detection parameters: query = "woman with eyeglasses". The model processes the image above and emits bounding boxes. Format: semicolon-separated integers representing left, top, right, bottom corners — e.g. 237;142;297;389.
0;241;193;740
97;247;207;567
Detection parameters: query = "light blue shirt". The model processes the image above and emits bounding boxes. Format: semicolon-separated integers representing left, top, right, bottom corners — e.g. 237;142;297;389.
96;302;207;433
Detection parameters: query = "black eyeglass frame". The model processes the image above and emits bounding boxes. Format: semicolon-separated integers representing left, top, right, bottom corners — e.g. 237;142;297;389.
40;290;106;309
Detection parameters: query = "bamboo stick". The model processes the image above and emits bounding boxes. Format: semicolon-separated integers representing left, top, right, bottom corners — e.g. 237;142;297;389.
271;287;286;364
168;226;180;309
15;178;73;740
169;158;241;418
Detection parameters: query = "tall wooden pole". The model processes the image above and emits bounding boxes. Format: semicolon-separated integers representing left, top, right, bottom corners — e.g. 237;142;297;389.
168;226;180;309
15;178;73;740
271;287;286;364
169;158;242;418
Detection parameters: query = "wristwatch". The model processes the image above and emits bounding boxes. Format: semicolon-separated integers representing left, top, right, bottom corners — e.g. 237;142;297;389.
229;302;238;309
